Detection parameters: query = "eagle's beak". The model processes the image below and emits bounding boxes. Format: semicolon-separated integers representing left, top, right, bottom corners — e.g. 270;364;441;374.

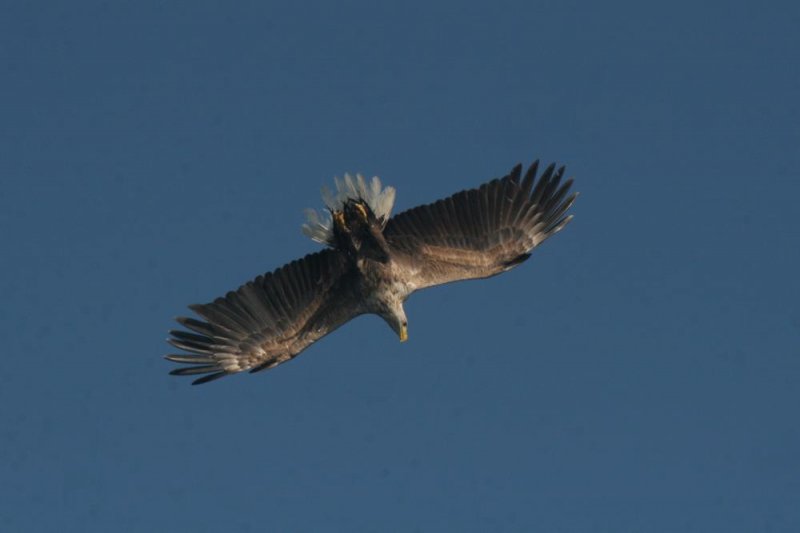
399;324;408;342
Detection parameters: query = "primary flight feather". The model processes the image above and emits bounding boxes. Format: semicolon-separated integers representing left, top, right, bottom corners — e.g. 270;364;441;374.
166;160;578;384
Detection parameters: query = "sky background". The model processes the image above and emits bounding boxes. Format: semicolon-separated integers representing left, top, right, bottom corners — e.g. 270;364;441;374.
1;1;799;531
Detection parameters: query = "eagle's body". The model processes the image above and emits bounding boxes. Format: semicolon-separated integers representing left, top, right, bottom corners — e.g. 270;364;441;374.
167;160;578;384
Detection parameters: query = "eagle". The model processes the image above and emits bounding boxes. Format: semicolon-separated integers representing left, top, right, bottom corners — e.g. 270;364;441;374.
166;160;578;384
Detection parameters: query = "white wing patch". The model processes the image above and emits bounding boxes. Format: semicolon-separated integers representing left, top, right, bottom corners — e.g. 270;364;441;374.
302;173;396;246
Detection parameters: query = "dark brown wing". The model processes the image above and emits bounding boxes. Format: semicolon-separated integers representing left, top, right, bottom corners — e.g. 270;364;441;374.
384;161;577;291
165;249;362;384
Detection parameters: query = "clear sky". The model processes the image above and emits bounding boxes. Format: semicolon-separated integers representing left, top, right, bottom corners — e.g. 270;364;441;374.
1;1;799;531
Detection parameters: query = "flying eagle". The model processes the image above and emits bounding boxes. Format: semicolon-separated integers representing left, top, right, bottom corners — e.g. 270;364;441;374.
166;160;578;384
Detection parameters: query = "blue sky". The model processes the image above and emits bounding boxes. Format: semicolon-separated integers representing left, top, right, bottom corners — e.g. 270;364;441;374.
1;1;799;531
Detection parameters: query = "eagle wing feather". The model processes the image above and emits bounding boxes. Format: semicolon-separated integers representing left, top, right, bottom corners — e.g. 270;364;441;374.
384;161;577;291
166;249;362;384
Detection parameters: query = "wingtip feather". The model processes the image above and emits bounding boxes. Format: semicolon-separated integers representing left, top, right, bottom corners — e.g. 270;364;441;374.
192;372;228;385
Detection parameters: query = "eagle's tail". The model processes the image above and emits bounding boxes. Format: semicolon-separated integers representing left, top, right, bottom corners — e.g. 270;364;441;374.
302;173;396;246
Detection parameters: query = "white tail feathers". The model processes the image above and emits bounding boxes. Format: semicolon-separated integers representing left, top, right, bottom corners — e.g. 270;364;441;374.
302;173;396;246
301;208;334;245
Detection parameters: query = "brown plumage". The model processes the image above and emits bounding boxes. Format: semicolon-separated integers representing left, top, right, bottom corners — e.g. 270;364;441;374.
166;160;578;384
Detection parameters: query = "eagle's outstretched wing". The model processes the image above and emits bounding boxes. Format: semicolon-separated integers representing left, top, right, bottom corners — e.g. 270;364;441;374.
166;249;361;384
384;161;577;291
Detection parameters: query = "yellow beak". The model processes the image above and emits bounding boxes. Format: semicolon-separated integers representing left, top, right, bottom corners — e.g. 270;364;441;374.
399;325;408;342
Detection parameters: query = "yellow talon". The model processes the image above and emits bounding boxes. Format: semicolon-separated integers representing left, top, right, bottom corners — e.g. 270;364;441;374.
354;202;368;221
333;210;346;229
399;324;408;342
